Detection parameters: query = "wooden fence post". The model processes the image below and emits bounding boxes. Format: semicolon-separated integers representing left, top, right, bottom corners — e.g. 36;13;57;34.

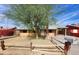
30;42;32;50
64;42;71;55
1;40;6;50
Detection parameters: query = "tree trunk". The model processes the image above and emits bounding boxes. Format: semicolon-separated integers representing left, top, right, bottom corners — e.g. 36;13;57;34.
35;27;41;39
34;15;41;39
45;24;49;38
46;26;48;34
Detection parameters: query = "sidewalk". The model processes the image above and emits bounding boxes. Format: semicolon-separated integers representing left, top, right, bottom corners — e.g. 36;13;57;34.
53;35;79;55
68;44;79;55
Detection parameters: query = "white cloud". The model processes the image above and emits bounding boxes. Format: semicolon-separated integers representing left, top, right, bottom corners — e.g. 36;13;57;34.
0;14;5;19
56;11;79;24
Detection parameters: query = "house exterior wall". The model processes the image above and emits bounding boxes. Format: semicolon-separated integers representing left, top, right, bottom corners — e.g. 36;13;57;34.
67;25;79;37
18;26;79;37
0;29;16;36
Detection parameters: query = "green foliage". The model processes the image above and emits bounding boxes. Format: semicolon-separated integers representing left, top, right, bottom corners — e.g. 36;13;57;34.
4;4;56;37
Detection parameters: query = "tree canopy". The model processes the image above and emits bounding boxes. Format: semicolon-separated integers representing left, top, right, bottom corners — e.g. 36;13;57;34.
4;4;56;38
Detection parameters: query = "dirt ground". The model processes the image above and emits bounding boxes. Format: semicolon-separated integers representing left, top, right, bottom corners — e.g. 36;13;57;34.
0;33;64;55
0;33;79;55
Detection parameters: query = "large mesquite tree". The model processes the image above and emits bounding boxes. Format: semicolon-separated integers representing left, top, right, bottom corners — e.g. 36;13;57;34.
4;4;55;38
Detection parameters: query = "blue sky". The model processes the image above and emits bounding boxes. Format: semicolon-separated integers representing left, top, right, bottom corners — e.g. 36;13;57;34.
53;4;79;27
0;4;79;29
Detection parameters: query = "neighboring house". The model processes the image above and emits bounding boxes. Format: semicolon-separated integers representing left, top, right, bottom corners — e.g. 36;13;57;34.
1;24;79;37
0;27;16;36
66;24;79;37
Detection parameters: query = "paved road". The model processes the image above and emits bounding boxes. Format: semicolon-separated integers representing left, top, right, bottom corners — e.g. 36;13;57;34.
68;44;79;55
